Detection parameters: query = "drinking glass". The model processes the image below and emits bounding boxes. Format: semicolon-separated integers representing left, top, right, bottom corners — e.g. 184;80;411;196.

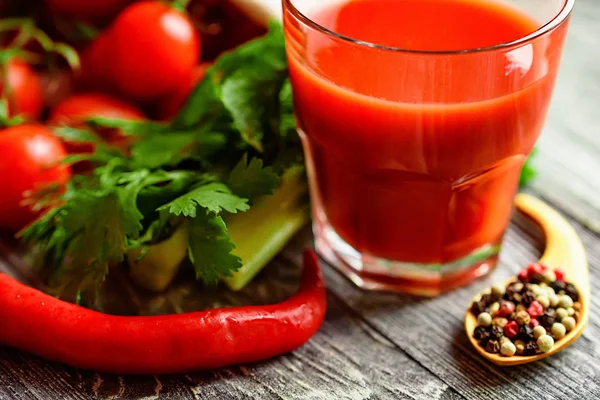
283;0;574;295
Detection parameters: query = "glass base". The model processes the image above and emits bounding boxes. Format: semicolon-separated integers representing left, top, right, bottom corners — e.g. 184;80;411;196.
314;218;500;297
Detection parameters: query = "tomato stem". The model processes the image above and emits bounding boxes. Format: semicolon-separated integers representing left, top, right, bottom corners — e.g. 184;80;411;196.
171;0;192;12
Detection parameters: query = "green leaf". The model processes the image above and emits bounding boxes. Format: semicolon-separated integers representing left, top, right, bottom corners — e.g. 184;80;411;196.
86;116;165;136
279;79;297;137
188;212;242;284
520;148;538;187
158;182;249;218
53;126;101;143
227;155;280;199
131;133;196;169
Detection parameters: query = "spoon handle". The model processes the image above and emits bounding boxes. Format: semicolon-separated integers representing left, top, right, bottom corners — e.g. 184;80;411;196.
515;194;590;308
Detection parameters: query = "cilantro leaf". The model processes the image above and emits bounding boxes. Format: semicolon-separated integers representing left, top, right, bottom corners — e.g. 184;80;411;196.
520;148;538;187
131;132;196;169
227;155;280;199
53;126;102;143
187;212;242;285
158;182;249;217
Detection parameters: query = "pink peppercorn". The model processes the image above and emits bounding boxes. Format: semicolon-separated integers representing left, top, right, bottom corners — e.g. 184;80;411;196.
554;268;565;282
496;301;515;317
529;318;540;328
504;321;519;338
518;269;529;282
527;263;545;276
527;301;544;318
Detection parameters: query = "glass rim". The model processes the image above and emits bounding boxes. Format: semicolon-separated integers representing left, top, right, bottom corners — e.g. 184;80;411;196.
282;0;575;55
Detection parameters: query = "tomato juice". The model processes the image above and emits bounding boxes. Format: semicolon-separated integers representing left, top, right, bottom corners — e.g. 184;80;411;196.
284;0;571;293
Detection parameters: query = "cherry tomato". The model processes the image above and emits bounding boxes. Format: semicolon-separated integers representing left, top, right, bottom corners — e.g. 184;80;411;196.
48;93;145;153
157;63;210;120
0;60;44;120
108;1;201;101
0;124;70;231
46;0;132;21
76;34;114;92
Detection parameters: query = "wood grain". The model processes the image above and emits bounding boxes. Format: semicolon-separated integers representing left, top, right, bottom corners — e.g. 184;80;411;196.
2;0;600;398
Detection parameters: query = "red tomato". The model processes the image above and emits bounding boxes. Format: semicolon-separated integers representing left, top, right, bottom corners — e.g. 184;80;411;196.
0;60;44;120
0;125;70;231
76;34;113;92
157;63;210;120
108;1;201;101
48;93;145;153
46;0;132;21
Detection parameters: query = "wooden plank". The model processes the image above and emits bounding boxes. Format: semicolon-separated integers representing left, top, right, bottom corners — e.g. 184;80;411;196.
282;210;600;400
0;260;457;400
531;0;600;232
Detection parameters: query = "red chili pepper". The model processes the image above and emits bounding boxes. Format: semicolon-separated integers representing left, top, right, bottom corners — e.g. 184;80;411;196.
0;250;327;375
527;301;544;318
504;321;519;338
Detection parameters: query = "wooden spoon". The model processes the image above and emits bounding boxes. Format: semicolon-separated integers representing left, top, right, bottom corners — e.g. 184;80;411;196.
465;193;589;366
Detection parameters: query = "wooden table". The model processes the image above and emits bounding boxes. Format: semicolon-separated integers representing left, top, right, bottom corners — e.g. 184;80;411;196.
2;2;599;399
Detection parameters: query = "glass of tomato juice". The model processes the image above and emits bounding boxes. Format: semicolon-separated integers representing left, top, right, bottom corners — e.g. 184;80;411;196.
283;0;574;295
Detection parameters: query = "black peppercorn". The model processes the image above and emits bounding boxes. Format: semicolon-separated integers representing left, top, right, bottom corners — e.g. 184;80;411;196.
480;293;493;306
471;301;487;316
489;325;503;340
473;326;488;341
529;273;545;284
565;282;579;302
485;339;501;354
523;341;538;356
521;291;536;306
538;309;556;328
517;325;533;341
520;283;532;294
550;280;566;293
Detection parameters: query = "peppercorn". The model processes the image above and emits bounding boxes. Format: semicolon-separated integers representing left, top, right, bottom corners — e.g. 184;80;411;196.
539;309;557;328
515;340;526;355
473;326;488;340
515;310;531;326
521;291;536;306
549;294;559;308
562;316;576;331
559;295;573;309
542;270;556;284
550;280;566;293
529;318;540;328
573;302;581;312
556;308;568;320
517;269;529;282
496;301;515;318
480;293;493;305
533;325;547;339
488;302;500;316
503;321;519;339
493;317;508;328
500;336;511;345
554;268;565;282
517;325;533;341
537;335;554;353
490;325;504;340
485;339;501;354
523;341;538;356
516;304;527;313
529;273;545;284
501;341;516;357
491;283;505;299
564;283;579;302
551;322;566;339
527;301;544;318
477;312;492;327
537;295;550;309
471;301;486;316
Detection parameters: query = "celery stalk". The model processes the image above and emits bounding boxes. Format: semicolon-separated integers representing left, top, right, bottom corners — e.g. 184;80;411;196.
224;166;309;291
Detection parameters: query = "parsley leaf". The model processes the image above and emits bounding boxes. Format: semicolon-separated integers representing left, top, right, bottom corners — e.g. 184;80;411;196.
227;155;280;199
188;212;242;285
158;182;249;217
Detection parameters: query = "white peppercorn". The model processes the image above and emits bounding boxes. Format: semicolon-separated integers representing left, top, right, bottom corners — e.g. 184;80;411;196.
533;325;547;339
491;283;505;298
514;340;526;355
559;295;573;309
501;341;517;357
549;294;559;307
552;322;566;339
556;308;568;320
567;307;575;316
488;302;500;316
562;316;576;331
537;334;554;353
537;295;550;309
542;270;556;283
500;336;511;345
477;312;492;327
